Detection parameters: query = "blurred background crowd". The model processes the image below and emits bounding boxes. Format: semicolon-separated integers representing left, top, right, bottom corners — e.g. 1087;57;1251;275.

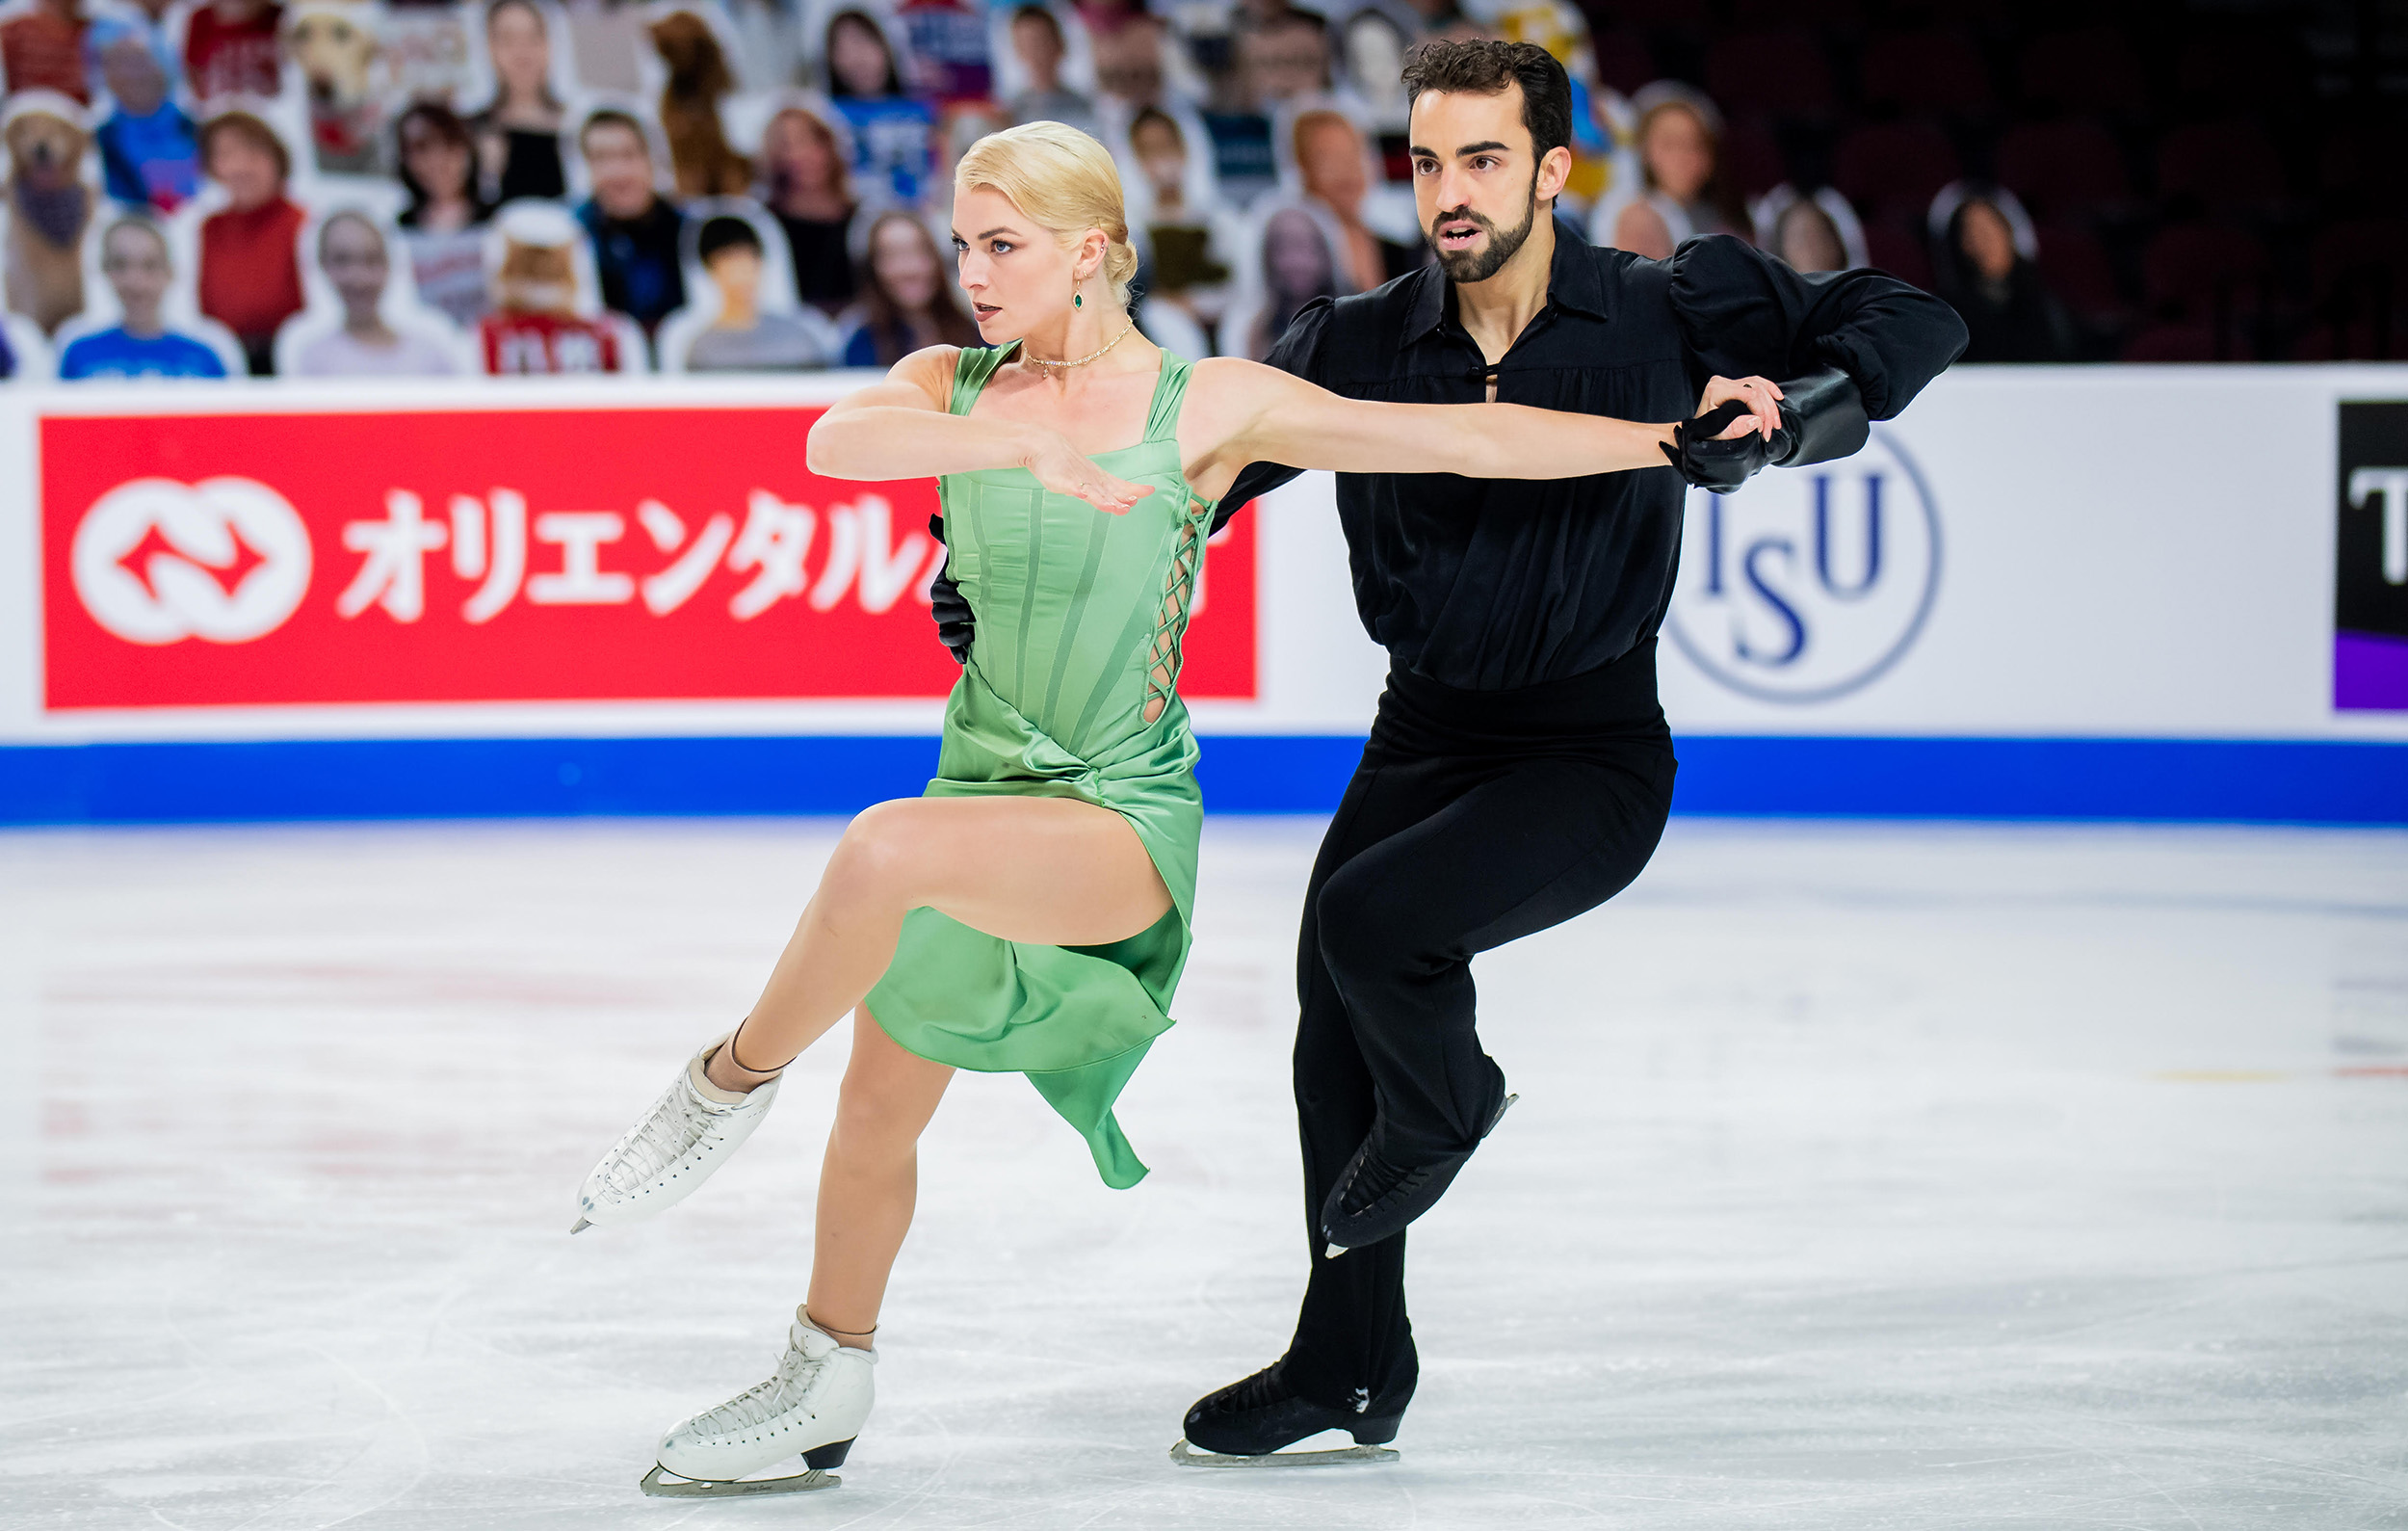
0;0;2390;381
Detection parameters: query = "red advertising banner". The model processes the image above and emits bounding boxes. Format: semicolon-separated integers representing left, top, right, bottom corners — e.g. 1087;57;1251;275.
40;408;1257;711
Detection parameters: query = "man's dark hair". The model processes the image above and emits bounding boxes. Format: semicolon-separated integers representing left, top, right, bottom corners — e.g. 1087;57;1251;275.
697;215;763;265
1399;40;1572;162
579;107;651;155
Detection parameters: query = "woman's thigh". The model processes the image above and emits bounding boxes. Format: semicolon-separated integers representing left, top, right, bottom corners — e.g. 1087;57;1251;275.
842;794;1173;948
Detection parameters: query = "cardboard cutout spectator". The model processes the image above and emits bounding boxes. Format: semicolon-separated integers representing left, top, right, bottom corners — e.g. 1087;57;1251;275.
1126;103;1229;319
838;206;975;365
822;8;932;207
671;209;838;370
468;0;568;202
283;208;459;373
897;0;990;106
282;0;384;175
93;29;198;209
1929;181;2077;363
1589;81;1745;259
57;215;234;376
4;91;95;332
478;196;632;372
757;96;858;315
1204;12;1327;207
1334;4;1413;129
650;8;751;198
394;101;496;329
1088;10;1167;116
3;0;92;102
574;106;684;339
196;109;305;373
84;0;179;83
1233;197;1345;361
1290;104;1423;290
1752;182;1867;274
184;0;285;102
1004;4;1096;136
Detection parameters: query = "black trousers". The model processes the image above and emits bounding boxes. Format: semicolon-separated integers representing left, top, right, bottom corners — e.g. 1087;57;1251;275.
1280;641;1679;1410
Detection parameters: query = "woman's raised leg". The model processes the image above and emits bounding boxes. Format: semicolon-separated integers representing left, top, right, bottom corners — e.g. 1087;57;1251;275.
803;1008;954;1341
705;794;1171;1090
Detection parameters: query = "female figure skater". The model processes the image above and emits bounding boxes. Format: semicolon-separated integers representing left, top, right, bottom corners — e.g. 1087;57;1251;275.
571;119;1779;1498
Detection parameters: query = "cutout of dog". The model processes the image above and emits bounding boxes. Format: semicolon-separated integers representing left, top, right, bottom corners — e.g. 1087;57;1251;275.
649;8;751;199
284;0;388;176
4;92;95;335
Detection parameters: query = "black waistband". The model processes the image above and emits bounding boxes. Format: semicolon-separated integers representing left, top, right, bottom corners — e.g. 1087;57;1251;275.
1373;639;1667;752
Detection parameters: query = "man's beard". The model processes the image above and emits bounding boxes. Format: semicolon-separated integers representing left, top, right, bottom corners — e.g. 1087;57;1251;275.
1426;169;1540;283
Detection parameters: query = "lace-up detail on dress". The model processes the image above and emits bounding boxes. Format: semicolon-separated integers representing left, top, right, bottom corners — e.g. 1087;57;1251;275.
1143;502;1211;725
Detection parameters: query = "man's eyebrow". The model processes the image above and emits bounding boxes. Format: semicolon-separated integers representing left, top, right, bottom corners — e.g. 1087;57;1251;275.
1406;141;1513;158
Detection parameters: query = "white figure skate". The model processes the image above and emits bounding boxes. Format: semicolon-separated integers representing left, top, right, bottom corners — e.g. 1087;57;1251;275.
639;1316;876;1497
571;1035;777;1233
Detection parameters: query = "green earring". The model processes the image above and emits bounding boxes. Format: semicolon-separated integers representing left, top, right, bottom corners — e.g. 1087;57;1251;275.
1073;290;1084;309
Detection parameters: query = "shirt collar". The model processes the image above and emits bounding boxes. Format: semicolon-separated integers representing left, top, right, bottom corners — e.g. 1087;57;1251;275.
1403;216;1610;345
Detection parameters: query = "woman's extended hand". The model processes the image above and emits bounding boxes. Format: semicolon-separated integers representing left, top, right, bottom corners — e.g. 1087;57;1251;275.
1023;431;1157;515
1698;375;1785;440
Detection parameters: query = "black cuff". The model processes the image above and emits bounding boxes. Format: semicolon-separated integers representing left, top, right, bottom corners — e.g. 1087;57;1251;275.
1768;365;1871;468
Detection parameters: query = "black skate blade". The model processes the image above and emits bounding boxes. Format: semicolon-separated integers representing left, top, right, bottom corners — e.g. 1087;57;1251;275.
1170;1439;1399;1469
640;1464;839;1497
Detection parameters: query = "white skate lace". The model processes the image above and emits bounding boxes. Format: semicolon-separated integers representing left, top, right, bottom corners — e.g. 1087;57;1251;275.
692;1337;825;1437
602;1082;721;1197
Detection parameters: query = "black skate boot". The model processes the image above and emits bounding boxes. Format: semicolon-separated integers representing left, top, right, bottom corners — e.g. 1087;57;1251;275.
1172;1360;1408;1467
1319;1091;1517;1254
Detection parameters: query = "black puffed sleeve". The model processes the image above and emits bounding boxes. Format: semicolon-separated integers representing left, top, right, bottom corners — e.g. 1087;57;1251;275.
1667;234;1967;421
1208;296;1336;533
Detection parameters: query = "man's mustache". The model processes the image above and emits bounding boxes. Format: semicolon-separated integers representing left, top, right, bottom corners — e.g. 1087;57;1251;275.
1428;206;1494;235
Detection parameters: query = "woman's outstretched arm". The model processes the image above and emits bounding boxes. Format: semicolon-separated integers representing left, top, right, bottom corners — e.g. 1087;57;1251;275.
1187;356;1775;486
805;345;1156;513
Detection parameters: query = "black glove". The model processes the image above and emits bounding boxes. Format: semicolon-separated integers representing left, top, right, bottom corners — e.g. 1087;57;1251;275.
927;514;973;664
1660;399;1762;493
1661;366;1873;493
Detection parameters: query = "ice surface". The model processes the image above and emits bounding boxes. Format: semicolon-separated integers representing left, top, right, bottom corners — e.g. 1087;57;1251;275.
1;817;2404;1529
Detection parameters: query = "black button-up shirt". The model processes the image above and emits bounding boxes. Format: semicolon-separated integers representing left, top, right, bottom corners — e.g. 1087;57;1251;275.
1220;227;1967;691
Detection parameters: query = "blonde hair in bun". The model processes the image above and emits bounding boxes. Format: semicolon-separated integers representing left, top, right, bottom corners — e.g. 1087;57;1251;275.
954;120;1141;309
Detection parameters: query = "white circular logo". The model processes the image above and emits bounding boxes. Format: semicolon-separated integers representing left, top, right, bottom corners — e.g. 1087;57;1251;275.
1664;429;1942;703
71;477;314;645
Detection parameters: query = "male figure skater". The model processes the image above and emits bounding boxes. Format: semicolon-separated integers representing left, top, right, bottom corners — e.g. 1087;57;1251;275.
931;40;1966;1462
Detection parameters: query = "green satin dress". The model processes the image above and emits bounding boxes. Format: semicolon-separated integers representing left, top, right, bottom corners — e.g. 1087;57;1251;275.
861;342;1217;1189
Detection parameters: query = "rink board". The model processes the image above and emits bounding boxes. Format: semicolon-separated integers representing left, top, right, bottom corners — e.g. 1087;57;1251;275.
4;366;2406;823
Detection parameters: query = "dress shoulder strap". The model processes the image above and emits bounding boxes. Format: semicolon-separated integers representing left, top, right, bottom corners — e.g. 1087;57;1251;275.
1141;351;1192;442
948;342;1018;415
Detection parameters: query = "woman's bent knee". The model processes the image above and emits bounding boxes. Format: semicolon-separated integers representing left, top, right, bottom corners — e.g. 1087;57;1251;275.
825;801;930;903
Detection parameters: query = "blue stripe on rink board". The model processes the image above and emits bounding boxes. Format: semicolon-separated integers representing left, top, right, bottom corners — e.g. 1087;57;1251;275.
0;734;2401;826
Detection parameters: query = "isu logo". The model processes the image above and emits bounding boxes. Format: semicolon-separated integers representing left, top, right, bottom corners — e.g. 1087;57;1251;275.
1665;430;1942;703
71;477;315;645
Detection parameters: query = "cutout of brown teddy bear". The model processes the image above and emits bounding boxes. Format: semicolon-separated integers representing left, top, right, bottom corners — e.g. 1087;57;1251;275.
650;10;750;199
5;92;94;334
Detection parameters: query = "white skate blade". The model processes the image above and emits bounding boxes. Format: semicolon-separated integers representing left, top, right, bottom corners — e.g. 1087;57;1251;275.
639;1464;838;1497
1170;1439;1399;1468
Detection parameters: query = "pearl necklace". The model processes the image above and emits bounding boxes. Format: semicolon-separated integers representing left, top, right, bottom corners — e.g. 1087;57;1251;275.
1020;323;1137;370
